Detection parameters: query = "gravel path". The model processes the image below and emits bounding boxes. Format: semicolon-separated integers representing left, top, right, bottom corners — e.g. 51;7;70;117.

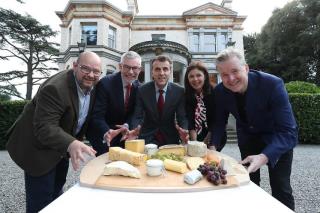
1;144;319;213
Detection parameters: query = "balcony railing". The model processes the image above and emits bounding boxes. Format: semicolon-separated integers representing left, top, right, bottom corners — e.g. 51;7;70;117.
130;40;191;62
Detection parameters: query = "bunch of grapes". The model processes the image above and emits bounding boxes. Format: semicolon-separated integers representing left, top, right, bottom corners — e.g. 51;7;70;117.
197;162;227;185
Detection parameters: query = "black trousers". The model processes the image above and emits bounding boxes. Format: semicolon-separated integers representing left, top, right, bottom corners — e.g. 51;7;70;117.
239;139;295;211
24;158;69;213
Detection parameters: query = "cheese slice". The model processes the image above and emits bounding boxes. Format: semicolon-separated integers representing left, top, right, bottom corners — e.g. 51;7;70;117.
164;159;188;174
108;147;146;166
158;144;186;156
103;161;141;178
125;139;145;153
186;157;205;170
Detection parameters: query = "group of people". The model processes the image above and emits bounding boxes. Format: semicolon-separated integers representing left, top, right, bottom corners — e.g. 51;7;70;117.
6;48;298;212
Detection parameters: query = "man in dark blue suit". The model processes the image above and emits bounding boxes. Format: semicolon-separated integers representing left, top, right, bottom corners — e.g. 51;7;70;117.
86;51;142;156
210;48;298;210
128;55;189;146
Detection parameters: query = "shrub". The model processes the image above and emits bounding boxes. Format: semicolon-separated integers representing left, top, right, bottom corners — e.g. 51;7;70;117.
285;81;320;94
0;100;28;150
289;93;320;144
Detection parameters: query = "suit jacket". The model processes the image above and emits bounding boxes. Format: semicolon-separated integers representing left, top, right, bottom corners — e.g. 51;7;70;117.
211;70;298;167
86;72;140;155
131;81;188;145
6;70;95;176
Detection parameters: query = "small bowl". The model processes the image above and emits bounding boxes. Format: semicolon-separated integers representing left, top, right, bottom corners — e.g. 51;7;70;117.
146;159;164;176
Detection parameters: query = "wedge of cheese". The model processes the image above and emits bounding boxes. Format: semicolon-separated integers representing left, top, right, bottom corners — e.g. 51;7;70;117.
125;139;145;153
103;161;141;179
158;144;186;156
186;157;205;170
108;147;122;160
108;147;147;166
164;159;188;174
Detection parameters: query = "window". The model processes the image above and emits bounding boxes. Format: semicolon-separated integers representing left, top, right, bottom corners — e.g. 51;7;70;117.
190;32;200;52
108;26;116;49
203;33;216;52
218;33;228;51
173;70;180;83
68;27;72;45
81;23;97;45
152;34;166;41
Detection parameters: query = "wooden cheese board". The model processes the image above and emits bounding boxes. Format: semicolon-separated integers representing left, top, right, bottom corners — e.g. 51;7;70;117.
80;150;250;192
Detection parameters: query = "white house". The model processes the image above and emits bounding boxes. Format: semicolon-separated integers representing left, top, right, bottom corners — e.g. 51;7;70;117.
56;0;246;86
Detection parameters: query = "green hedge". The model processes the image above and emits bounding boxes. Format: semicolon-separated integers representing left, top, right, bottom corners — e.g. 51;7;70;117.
0;93;319;149
0;100;28;150
286;81;320;94
289;93;320;144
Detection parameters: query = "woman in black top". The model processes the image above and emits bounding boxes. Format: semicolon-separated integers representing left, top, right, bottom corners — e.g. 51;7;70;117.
184;61;215;143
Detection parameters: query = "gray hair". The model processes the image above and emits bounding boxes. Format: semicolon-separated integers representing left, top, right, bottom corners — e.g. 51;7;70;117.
216;48;247;66
120;51;141;64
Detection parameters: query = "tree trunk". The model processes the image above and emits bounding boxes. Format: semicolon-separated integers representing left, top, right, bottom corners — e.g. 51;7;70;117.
26;61;33;100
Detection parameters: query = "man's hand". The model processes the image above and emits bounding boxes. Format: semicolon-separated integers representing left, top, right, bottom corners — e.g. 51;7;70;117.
104;124;129;146
68;140;96;171
175;124;189;144
240;153;269;173
122;125;141;141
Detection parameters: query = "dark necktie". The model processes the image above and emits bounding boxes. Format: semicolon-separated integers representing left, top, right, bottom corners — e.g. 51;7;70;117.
157;89;164;116
155;89;165;145
124;84;131;112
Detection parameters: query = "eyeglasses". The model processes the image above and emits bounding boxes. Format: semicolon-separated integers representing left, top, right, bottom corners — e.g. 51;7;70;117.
78;65;102;77
122;64;141;72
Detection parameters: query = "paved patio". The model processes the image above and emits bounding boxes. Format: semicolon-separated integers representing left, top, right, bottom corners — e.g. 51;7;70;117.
0;143;319;213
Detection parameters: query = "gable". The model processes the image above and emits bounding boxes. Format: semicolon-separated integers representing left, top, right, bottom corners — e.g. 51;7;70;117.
183;2;237;16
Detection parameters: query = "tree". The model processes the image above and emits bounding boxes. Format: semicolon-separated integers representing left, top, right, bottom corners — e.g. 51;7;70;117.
0;93;11;101
0;8;59;100
244;0;320;85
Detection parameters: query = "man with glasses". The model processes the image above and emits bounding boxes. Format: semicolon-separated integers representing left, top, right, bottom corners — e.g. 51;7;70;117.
6;51;101;212
86;51;142;155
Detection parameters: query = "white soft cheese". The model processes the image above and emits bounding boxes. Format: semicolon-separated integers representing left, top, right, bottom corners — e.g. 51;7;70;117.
103;161;141;179
187;141;207;157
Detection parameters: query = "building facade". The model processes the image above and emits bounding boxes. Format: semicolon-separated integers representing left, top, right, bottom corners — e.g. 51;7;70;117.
56;0;246;86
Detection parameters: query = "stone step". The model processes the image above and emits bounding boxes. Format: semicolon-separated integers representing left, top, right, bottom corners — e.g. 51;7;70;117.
227;129;237;143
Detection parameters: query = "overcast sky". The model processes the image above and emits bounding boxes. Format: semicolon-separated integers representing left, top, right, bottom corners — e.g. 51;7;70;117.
1;0;293;37
1;0;292;98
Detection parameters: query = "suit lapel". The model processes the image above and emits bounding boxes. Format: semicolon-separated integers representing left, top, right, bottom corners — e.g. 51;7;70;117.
114;72;125;113
162;82;173;118
244;72;259;123
67;70;79;135
149;82;159;120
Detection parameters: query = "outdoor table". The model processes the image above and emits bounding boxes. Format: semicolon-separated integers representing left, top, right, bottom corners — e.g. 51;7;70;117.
40;181;293;213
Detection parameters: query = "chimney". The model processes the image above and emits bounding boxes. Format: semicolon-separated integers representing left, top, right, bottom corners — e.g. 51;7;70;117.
221;0;232;10
127;0;139;14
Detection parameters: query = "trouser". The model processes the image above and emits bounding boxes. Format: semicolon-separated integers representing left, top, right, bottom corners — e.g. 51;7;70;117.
239;139;295;211
24;158;69;213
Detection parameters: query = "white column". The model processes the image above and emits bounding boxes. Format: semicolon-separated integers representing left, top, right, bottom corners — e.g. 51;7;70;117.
144;61;151;83
199;28;205;52
180;64;187;86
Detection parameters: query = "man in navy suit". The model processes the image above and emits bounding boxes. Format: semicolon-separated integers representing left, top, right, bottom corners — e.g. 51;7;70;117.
128;55;189;146
210;48;298;210
86;51;142;156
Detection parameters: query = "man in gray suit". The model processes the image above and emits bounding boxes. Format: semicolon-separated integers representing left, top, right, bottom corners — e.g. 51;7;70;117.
129;55;189;146
6;51;100;213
